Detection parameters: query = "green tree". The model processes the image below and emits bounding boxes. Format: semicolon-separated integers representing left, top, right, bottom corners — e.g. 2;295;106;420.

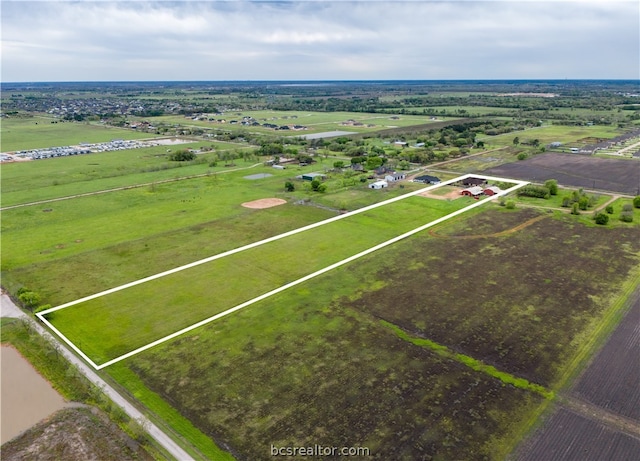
284;181;295;192
333;160;345;169
517;152;527;161
366;156;384;170
605;204;614;214
578;196;589;210
513;136;520;146
18;291;41;310
634;196;640;208
169;149;196;161
571;203;580;215
620;211;634;222
594;213;609;225
544;179;558;195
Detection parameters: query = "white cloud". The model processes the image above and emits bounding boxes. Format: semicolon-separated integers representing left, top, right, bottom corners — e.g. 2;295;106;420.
1;1;638;81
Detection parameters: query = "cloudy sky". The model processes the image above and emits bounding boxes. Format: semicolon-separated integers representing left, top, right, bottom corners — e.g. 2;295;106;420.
2;1;638;82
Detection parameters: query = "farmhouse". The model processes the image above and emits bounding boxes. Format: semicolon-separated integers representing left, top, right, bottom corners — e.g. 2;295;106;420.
462;177;487;187
483;186;502;196
385;172;406;182
369;180;388;189
461;186;484;197
414;175;441;184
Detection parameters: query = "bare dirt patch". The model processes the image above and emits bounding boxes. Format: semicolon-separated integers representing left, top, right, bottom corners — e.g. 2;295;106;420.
486;153;640;194
418;186;463;200
1;407;153;461
241;198;287;209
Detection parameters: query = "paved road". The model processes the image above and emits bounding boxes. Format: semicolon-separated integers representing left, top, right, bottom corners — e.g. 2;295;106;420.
1;293;194;461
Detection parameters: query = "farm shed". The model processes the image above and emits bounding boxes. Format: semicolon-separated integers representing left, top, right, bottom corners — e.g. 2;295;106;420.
484;186;502;196
461;186;484;197
369;180;389;189
414;175;441;184
462;177;487;186
300;173;326;181
385;173;406;182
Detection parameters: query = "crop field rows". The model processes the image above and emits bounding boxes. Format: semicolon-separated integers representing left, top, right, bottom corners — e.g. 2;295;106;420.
517;408;640;461
37;174;528;369
572;294;640;421
487;153;640;195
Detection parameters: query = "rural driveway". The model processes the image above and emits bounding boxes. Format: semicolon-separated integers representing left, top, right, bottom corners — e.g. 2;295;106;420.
0;293;194;461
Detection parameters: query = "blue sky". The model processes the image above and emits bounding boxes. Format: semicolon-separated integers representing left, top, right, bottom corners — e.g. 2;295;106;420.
2;1;638;82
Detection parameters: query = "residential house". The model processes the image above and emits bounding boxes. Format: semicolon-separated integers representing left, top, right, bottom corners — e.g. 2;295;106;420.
462;177;487;187
414;175;441;184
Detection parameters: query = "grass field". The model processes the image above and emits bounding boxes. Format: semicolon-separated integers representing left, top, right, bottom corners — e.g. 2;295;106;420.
151;110;447;136
477;124;622;148
42;194;477;364
0;136;259;207
1;116;156;152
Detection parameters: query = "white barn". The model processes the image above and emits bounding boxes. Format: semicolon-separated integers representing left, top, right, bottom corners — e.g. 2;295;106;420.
369;180;389;190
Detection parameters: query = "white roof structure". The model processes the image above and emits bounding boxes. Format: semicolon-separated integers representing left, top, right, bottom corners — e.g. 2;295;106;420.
463;186;484;196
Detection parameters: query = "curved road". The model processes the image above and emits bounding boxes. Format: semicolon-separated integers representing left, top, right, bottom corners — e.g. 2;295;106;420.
1;293;194;461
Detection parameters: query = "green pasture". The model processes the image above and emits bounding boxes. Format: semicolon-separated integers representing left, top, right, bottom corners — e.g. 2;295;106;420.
604;197;640;225
3;202;334;308
512;188;609;209
44;196;473;364
1;116;155;152
0;143;256;206
477;124;622;147
1;166;325;269
152;110;445;136
397;105;516;116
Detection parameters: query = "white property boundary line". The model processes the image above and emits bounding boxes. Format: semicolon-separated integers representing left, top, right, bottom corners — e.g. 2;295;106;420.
37;174;528;369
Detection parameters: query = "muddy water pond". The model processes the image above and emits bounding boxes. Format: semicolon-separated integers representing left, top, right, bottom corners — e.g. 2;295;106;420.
1;346;68;444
